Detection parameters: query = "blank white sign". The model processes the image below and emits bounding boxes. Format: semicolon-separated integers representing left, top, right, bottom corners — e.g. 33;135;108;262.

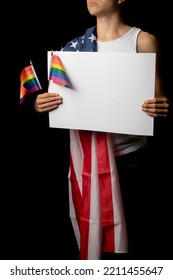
48;51;155;136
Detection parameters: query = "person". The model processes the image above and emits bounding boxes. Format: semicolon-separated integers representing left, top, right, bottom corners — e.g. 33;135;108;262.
33;0;170;260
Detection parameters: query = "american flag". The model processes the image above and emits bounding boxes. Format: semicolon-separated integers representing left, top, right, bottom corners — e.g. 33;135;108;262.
68;130;128;260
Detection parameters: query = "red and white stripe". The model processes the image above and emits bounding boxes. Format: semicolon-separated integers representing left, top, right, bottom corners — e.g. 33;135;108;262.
69;130;128;260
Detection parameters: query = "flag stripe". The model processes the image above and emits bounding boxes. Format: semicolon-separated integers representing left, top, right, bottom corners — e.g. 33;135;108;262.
50;69;70;82
50;76;72;87
96;132;115;251
22;73;35;84
50;64;64;72
78;131;92;260
69;153;82;226
107;133;128;253
87;133;102;259
23;77;41;89
68;130;83;249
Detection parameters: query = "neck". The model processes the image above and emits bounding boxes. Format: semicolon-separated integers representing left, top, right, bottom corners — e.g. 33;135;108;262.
96;13;131;42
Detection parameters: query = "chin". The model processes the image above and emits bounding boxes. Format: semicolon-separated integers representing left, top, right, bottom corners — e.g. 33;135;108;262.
88;8;99;16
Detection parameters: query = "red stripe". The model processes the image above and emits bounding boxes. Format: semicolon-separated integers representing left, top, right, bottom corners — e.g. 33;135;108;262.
69;153;82;225
96;132;115;251
78;131;92;259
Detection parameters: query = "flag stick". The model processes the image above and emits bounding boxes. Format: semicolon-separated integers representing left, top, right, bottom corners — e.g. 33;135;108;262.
30;60;42;89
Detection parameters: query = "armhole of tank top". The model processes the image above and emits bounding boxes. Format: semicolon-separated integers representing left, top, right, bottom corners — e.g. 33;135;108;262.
136;29;142;53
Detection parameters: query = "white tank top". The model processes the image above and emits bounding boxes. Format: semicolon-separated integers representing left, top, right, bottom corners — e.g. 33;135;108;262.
97;27;147;156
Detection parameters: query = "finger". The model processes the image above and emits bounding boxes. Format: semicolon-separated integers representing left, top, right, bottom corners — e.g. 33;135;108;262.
143;98;168;105
142;103;169;109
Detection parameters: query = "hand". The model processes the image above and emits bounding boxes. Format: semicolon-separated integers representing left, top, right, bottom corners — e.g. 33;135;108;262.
34;92;63;113
142;97;170;117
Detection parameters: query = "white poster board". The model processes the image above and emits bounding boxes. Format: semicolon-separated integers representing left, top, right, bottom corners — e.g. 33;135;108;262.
48;51;155;136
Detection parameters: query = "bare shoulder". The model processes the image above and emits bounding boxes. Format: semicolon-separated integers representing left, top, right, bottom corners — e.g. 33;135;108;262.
137;30;159;53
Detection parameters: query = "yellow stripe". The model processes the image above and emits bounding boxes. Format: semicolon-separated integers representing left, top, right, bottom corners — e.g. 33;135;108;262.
51;63;64;71
22;73;35;84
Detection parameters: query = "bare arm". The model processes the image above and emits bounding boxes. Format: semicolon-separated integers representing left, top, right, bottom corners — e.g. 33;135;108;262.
138;31;170;117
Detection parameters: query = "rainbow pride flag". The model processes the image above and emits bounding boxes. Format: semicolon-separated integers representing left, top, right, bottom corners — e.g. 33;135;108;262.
49;54;72;88
20;62;42;105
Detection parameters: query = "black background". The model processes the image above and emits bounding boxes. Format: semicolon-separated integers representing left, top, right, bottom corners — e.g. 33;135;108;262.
2;1;173;260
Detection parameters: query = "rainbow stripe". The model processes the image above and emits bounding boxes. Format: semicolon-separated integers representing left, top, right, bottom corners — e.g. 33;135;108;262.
49;54;72;88
20;64;41;105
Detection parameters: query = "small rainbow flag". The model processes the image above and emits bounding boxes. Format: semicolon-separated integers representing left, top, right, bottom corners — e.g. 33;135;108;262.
49;54;72;88
20;62;42;105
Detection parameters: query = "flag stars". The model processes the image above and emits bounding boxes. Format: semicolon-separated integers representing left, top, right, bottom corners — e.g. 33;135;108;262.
81;36;85;44
70;41;78;49
88;33;96;43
